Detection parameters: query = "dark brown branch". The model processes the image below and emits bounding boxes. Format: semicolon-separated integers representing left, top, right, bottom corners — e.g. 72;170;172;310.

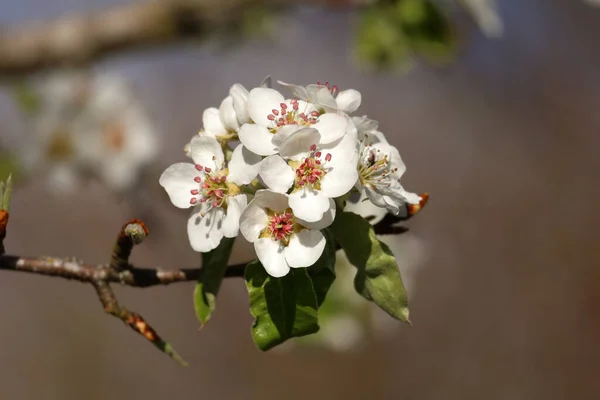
0;194;428;364
0;0;365;78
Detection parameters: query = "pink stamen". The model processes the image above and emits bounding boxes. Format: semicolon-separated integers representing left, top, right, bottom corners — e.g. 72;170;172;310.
190;198;198;205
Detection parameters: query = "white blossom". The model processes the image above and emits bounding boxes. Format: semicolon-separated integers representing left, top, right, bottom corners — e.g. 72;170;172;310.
258;132;358;222
71;73;158;192
278;81;362;115
239;190;335;277
237;87;353;156
159;137;258;252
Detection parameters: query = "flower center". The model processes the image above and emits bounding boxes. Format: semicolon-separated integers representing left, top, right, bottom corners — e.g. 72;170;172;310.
358;137;397;187
189;164;230;214
262;208;296;245
293;144;332;191
266;100;320;133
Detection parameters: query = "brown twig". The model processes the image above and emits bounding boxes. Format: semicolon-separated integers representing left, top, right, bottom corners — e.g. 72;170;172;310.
0;0;367;78
0;194;428;364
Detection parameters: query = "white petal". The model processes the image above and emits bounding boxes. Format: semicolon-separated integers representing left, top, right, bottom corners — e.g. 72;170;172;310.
298;198;336;230
255;238;290;278
378;181;421;205
230;84;251;124
365;186;400;215
239;201;268;242
285;230;326;268
222;194;247;238
320;168;359;198
344;192;387;225
187;207;225;252
352;115;379;135
277;81;309;101
203;107;227;137
219;96;239;132
289;188;330;222
322;133;358;167
190;136;224;170
260;76;272;88
259;155;295;193
247;88;285;126
238;123;277;156
335;89;361;114
306;84;337;112
228;144;262;185
279;128;321;161
253;189;290;213
271;125;303;148
312;113;348;144
159;163;200;208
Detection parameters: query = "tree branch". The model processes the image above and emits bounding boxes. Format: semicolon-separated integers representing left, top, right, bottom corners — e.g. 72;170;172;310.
0;193;428;364
0;0;365;78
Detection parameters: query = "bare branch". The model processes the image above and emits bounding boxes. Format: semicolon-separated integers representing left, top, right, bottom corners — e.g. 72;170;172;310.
0;0;365;77
0;193;428;364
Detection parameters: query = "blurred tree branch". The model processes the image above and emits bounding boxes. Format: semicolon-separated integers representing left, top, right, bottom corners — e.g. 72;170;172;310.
0;0;367;78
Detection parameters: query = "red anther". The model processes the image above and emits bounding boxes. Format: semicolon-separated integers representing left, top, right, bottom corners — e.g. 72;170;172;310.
190;189;199;195
325;153;332;162
272;109;279;116
194;176;201;183
190;198;198;204
204;167;211;173
195;164;203;171
310;144;317;151
267;114;275;121
315;151;322;157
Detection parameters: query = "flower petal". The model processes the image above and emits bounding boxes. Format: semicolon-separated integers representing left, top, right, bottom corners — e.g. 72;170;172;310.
203;107;227;137
321;133;358;167
306;84;337;113
312;113;348;144
260;76;272;88
289;188;330;222
365;186;400;215
298;198;336;230
253;189;290;213
240;200;268;242
279;128;321;161
159;162;200;208
187;207;225;252
335;89;361;113
230;84;251;124
248;87;285;127
255;238;290;278
190;135;224;170
285;230;326;268
259;155;295;193
238;123;277;156
320;167;359;198
352;115;379;135
222;194;247;238
228;144;262;185
271;124;303;148
277;81;309;101
344;191;387;225
219;96;239;132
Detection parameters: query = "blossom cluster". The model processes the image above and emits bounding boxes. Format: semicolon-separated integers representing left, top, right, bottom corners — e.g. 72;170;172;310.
23;71;158;194
160;77;420;278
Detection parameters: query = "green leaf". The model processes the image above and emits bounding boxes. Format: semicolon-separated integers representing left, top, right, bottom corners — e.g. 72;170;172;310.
308;229;337;306
329;211;410;323
245;261;319;351
193;237;236;326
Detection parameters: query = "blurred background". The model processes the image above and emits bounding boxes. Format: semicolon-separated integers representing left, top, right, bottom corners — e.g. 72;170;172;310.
1;0;600;399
